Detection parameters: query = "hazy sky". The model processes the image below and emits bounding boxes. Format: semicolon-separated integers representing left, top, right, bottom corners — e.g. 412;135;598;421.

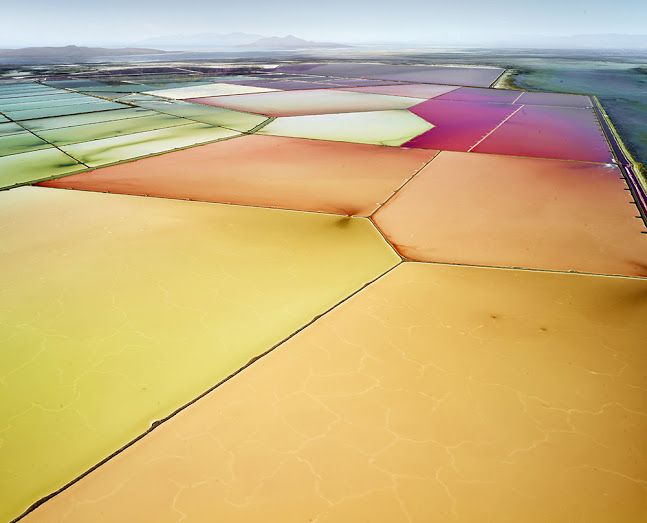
3;0;647;47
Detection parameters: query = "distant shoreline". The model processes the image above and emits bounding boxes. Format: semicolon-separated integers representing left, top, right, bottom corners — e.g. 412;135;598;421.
492;69;519;89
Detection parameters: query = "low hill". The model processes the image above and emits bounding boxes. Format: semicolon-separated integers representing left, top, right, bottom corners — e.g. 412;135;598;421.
0;45;168;63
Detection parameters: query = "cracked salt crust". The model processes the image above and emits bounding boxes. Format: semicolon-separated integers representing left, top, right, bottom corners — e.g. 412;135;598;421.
0;186;398;522
22;263;647;523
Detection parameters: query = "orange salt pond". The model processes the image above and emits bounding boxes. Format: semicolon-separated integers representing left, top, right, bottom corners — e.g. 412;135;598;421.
0;186;398;521
21;263;647;523
373;151;647;277
41;135;438;216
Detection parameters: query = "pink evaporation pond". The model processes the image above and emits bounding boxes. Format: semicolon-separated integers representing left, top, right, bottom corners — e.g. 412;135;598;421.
515;91;592;108
472;105;613;163
403;99;517;150
434;87;521;104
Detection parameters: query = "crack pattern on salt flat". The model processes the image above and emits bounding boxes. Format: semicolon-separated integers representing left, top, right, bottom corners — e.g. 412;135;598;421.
0;187;400;522
18;262;647;523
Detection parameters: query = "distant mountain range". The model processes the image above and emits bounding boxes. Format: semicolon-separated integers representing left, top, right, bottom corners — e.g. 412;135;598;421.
134;32;350;50
2;32;644;66
133;32;647;51
0;35;352;65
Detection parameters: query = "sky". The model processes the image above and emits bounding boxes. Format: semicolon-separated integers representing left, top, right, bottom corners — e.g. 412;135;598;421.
2;0;647;47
